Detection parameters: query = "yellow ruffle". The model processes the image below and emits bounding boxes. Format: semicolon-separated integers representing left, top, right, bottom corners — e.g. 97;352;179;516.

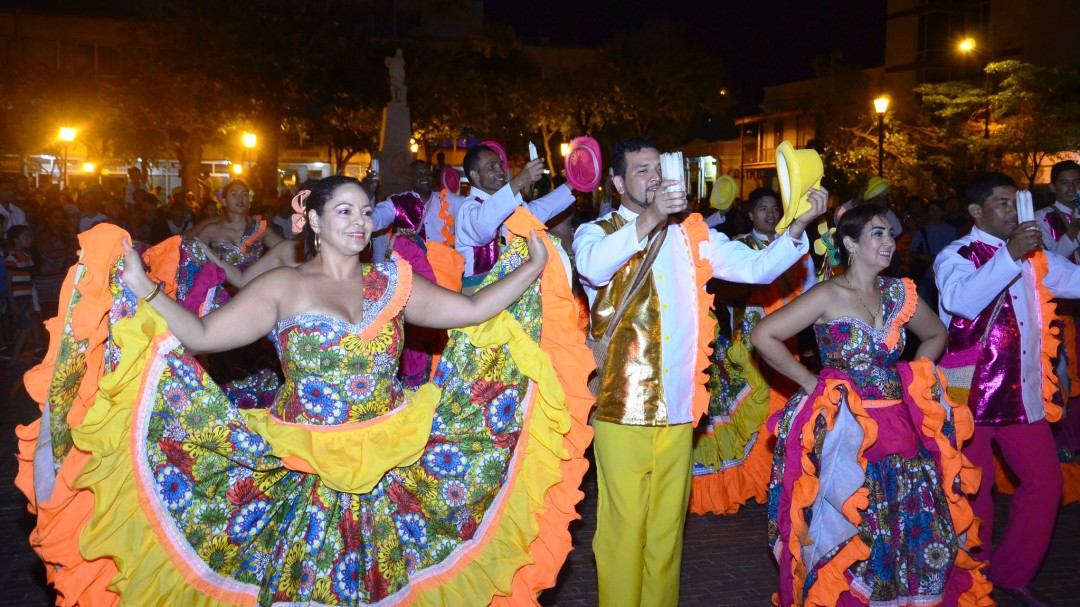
239;385;439;494
70;276;581;605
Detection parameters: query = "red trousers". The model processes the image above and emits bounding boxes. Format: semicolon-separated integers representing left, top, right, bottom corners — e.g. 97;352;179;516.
966;419;1063;589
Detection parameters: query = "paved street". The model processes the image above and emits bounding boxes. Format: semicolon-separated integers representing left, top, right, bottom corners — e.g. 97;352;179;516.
1;366;1078;606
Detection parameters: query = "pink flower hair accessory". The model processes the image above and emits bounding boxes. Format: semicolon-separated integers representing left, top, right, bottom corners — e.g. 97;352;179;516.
290;190;311;234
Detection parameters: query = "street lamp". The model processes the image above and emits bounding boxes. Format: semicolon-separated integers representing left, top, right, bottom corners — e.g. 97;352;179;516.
242;132;256;173
58;127;77;190
560;143;571;157
873;96;889;176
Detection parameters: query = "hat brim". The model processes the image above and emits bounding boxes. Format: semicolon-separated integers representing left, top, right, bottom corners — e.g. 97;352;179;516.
775;141;823;234
440;167;461;194
710;175;737;210
479;140;509;173
565;136;603;192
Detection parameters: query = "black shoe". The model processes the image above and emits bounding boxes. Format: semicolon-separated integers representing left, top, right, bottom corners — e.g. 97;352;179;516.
998;585;1053;607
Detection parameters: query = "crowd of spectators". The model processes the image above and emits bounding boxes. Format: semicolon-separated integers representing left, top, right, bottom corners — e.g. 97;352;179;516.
0;170;293;369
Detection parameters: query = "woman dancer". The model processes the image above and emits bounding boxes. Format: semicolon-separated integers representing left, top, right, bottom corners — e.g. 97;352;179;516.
17;175;592;605
752;204;989;606
185;179;286;406
187;179;284;269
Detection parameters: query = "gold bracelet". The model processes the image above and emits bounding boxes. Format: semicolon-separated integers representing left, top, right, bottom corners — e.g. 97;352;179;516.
142;282;162;302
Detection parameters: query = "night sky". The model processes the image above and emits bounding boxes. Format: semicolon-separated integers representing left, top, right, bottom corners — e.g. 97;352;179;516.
488;0;887;110
7;0;887;113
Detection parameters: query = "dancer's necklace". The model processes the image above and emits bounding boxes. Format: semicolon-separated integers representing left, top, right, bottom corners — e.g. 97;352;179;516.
843;275;880;325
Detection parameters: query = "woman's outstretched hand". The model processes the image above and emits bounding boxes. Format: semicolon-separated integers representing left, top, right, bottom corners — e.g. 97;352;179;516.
121;239;155;299
526;230;549;269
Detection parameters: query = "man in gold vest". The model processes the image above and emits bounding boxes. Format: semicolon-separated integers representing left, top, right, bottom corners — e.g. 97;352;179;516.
573;137;827;607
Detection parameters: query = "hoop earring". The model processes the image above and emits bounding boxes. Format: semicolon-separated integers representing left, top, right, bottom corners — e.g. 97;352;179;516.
314;231;320;252
847;252;854;266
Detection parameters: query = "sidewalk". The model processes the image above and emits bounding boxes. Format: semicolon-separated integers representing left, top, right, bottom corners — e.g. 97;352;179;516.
1;369;1077;606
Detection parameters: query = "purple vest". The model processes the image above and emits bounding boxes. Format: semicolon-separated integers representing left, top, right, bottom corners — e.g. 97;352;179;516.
946;240;1026;425
468;196;499;277
389;192;427;241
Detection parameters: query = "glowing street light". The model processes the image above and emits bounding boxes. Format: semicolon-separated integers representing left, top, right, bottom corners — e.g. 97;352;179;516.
873;96;890;176
560;143;571;157
958;37;976;53
242;132;257;148
58;127;77;189
232;163;244;175
82;162;95;173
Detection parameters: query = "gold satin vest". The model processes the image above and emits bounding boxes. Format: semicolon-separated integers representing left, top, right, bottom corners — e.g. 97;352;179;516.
589;214;667;426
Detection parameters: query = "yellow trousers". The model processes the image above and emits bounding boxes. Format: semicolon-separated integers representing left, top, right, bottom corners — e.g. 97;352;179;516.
592;420;693;607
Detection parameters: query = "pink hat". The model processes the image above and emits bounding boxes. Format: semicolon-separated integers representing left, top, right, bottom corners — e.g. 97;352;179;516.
564;136;603;192
440;167;461;194
479;140;509;173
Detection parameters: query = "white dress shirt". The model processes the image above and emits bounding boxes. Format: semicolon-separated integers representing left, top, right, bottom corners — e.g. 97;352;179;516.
574;206;808;425
456;183;574;277
935;226;1080;422
1034;201;1079;261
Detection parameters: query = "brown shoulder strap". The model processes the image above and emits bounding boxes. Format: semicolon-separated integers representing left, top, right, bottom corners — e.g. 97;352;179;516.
600;228;668;340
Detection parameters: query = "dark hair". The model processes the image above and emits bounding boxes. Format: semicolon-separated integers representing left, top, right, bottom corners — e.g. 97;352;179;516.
836;203;888;265
7;224;30;242
409;159;430;171
611;136;659;179
463;144;496;184
745;187;780;212
964;172;1016;208
221;179;250;199
1051;160;1080;183
926;199;945;211
300;175;365;259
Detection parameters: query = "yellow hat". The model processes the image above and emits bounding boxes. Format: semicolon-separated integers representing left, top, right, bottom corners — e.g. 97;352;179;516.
774;140;824;234
710;175;738;210
865;176;889;200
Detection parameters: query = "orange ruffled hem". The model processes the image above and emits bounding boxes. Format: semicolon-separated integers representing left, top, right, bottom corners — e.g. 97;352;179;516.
784;377;877;606
500;208;595;603
689;389;787;516
1029;251;1064;423
15;225;132;606
905;361;993;607
682;213;718;427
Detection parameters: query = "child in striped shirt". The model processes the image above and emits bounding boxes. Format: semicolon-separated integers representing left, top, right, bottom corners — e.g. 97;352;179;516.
5;225;37;366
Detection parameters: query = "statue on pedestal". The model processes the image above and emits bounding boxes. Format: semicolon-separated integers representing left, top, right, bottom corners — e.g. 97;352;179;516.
385;48;407;104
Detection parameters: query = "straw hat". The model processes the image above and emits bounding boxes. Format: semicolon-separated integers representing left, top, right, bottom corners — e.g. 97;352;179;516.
710;175;738;210
564;136;603;192
479;140;509;174
865;176;889;200
774;140;824;234
440;167;461;194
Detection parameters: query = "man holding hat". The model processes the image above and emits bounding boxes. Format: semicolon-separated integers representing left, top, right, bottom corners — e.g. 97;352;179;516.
835;176;903;236
574;136;827;607
371;159;463;262
456;143;576;291
935;171;1080;607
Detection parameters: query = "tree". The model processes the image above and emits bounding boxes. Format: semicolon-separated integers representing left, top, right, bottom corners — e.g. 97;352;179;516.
917;61;1080;187
599;22;732;148
986;60;1080;186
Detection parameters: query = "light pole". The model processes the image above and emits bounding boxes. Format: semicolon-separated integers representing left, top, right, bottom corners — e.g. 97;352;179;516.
959;37;992;169
58;127;77;190
873;96;889;176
